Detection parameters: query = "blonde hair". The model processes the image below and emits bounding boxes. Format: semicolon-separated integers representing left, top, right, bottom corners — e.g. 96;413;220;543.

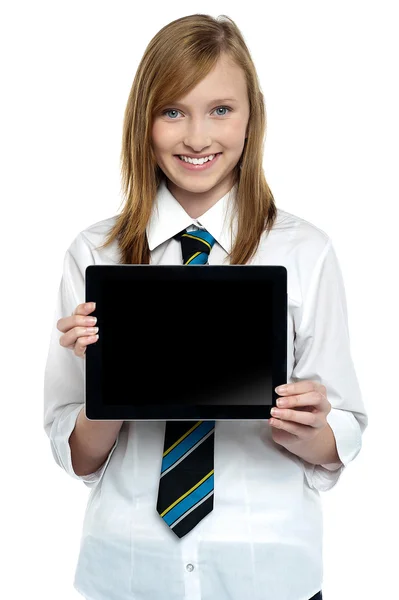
97;14;277;264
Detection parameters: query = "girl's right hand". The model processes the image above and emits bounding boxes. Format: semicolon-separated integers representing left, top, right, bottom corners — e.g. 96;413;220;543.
57;302;99;359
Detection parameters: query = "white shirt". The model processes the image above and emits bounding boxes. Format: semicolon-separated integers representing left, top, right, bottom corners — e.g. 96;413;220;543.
43;179;368;600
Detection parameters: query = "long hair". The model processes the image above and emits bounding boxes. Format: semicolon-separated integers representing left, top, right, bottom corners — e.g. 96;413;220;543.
97;14;277;264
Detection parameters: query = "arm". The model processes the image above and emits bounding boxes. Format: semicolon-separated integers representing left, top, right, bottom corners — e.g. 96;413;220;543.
44;235;122;486
286;238;368;490
69;407;123;476
285;422;342;467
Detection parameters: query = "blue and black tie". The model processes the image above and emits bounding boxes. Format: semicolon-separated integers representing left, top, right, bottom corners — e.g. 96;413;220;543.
156;228;216;538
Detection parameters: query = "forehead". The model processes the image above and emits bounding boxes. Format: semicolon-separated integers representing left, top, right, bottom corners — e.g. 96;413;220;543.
167;97;239;108
163;57;248;108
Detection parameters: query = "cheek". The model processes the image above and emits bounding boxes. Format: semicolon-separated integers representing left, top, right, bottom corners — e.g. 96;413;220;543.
228;122;247;142
216;129;245;152
152;122;176;151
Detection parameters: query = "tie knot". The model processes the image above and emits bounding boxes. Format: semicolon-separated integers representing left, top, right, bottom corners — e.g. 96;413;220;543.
174;228;216;265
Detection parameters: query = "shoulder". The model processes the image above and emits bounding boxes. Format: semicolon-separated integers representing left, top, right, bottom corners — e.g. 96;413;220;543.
65;215;121;266
272;207;331;256
258;208;335;310
276;206;334;271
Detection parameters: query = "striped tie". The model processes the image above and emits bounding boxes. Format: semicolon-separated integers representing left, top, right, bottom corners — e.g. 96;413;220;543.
172;227;216;265
156;228;216;538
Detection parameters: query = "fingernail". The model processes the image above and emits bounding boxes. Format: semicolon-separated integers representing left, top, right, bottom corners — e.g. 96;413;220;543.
275;385;287;393
87;302;96;309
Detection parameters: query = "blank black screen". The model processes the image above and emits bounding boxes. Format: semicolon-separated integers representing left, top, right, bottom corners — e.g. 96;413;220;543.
100;280;273;407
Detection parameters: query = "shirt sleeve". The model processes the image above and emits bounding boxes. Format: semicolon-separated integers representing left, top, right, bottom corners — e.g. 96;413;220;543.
43;240;120;488
291;238;368;492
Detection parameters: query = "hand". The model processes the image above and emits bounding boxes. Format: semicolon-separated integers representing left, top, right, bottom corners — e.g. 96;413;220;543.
269;380;331;449
57;301;99;359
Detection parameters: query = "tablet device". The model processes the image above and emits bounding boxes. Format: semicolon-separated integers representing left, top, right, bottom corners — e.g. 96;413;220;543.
85;265;287;421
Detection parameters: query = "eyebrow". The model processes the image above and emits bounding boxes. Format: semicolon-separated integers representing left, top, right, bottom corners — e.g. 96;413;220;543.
164;98;238;108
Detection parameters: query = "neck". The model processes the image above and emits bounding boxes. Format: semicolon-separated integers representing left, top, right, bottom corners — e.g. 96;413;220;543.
166;176;235;218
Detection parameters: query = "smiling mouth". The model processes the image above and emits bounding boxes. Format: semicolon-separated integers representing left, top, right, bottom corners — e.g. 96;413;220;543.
174;152;222;160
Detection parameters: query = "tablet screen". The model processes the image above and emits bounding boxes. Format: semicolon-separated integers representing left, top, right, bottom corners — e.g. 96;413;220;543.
86;265;287;420
101;279;272;407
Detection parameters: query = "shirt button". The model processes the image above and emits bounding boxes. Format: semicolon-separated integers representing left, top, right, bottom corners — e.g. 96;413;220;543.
186;563;194;571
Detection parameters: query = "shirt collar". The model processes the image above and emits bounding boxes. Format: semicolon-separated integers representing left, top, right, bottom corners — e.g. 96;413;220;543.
146;179;238;254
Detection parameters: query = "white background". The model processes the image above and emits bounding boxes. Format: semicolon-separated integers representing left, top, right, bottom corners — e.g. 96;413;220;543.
1;1;397;598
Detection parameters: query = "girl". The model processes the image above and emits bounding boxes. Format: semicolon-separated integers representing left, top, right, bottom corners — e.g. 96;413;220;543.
44;13;368;600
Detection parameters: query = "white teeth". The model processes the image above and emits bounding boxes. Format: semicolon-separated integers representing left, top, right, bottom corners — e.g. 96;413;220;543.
178;154;217;164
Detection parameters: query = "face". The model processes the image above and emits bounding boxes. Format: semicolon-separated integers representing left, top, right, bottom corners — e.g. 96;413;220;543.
151;54;250;218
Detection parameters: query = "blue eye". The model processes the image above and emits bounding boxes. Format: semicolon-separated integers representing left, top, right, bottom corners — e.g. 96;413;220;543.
162;106;231;119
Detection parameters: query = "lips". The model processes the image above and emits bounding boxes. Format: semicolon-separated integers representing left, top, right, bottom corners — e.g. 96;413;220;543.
173;151;222;171
175;153;222;159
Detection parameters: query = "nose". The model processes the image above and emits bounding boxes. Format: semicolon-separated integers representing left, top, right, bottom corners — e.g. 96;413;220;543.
182;119;214;150
183;135;213;151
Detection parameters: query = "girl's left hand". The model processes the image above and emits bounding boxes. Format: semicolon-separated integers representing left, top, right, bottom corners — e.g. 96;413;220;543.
270;380;331;449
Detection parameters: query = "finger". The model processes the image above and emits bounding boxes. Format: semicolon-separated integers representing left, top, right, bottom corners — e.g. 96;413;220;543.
270;418;308;437
74;333;99;358
276;380;322;397
73;301;96;317
277;390;325;408
270;408;319;427
59;326;98;349
57;302;96;333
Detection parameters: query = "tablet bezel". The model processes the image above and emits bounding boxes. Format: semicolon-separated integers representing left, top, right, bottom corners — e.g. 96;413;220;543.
85;265;287;421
